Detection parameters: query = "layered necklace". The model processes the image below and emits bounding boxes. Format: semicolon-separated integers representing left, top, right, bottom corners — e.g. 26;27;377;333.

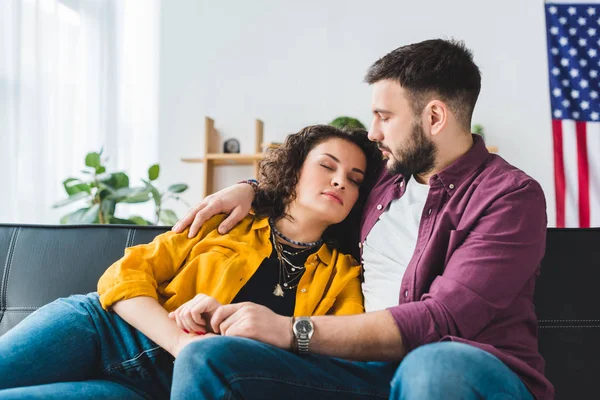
269;219;323;297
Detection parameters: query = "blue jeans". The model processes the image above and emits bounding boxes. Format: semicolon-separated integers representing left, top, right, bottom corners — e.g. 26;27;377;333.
0;292;173;399
1;293;534;400
171;337;534;400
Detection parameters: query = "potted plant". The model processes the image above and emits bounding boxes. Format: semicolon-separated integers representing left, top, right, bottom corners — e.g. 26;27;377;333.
53;150;189;225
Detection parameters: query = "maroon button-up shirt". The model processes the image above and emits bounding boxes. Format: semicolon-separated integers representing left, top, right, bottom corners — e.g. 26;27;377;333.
360;135;554;399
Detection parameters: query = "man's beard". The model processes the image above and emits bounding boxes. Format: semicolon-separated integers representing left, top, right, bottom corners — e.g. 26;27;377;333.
387;121;437;177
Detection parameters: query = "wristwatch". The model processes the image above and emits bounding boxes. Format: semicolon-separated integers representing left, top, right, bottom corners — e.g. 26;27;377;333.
292;316;314;354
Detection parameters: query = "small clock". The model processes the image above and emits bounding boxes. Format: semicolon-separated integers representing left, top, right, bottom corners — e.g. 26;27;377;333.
223;138;240;154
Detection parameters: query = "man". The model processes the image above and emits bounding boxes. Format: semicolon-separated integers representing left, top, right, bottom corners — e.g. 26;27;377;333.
170;39;553;399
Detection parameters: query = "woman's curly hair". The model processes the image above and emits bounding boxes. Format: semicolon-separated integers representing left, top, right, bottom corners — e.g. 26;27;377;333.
253;124;382;258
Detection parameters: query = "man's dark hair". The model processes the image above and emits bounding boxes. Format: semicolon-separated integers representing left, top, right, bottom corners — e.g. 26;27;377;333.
253;125;382;258
364;39;481;131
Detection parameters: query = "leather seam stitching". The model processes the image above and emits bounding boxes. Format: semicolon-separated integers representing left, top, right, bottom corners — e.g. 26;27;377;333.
0;227;20;325
125;229;133;249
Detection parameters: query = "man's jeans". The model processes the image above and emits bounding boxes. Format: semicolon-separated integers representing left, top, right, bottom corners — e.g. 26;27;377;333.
0;292;533;399
172;337;534;400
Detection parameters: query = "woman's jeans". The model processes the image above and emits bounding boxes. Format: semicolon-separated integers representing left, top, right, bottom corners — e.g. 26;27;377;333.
0;293;173;399
0;292;534;399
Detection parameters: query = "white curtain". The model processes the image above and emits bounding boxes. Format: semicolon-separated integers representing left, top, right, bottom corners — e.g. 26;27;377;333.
0;0;160;224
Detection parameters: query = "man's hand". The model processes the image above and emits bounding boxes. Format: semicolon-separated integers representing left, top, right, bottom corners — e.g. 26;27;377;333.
172;183;256;238
210;302;293;350
168;294;221;334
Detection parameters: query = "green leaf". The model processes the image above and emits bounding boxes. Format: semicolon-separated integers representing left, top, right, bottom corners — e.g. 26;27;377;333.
329;116;366;130
121;189;152;203
63;178;91;196
112;172;129;189
167;183;188;193
85;152;101;168
100;172;130;190
129;216;151;226
148;164;160;181
96;165;106;174
105;186;145;201
53;191;90;208
81;204;100;223
101;200;116;219
108;216;138;225
59;204;99;224
159;209;179;226
97;188;115;200
150;186;162;207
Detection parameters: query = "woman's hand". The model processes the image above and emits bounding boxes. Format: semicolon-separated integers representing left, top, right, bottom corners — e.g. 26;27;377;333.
210;302;293;350
170;331;218;358
168;294;222;335
172;183;256;238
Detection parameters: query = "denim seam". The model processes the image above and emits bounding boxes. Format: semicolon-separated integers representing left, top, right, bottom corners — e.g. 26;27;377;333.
102;345;164;373
227;374;388;398
0;227;20;325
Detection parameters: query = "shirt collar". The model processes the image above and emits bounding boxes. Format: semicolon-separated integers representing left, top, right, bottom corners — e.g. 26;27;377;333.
387;134;489;194
434;134;489;195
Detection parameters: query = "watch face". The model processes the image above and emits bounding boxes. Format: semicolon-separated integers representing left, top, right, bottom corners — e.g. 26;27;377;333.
296;320;312;334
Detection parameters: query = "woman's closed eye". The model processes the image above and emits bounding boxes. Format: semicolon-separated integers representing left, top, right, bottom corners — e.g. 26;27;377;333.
320;163;361;186
349;178;361;187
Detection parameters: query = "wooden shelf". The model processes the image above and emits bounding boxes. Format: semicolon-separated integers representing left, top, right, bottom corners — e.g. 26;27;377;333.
181;117;266;197
182;153;265;165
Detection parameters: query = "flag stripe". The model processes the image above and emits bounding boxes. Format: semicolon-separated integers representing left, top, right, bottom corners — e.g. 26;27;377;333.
562;121;580;227
575;121;590;228
552;119;566;227
587;123;600;226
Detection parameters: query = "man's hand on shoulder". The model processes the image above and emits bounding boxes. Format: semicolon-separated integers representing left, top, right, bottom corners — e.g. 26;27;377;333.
172;183;256;238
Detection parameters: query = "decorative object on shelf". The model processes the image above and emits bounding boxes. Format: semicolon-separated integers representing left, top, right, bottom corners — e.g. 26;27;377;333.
54;149;189;225
330;116;366;130
223;138;241;153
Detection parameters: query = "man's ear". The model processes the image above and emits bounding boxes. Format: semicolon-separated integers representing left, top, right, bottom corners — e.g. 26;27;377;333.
424;100;448;137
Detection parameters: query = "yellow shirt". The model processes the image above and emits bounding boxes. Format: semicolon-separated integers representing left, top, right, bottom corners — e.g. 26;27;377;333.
97;214;364;316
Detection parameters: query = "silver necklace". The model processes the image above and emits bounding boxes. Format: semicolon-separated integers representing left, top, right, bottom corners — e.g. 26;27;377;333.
269;219;323;248
272;232;315;297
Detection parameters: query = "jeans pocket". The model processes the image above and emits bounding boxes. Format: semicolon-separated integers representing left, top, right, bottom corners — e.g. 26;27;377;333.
102;346;174;399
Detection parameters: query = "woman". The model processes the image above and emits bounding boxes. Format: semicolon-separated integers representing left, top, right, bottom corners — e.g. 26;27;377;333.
0;125;381;399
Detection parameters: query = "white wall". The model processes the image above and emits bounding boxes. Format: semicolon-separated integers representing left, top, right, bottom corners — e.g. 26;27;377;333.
158;0;557;225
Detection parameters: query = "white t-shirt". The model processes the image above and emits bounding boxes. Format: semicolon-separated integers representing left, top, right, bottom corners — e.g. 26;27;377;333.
361;176;430;312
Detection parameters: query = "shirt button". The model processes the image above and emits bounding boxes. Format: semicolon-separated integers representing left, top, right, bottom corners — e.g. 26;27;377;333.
399;181;404;187
449;184;455;189
301;288;307;293
376;204;383;210
404;289;409;298
428;208;432;215
358;242;362;249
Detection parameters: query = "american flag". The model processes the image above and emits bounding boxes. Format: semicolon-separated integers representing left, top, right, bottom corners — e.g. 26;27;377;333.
545;2;600;227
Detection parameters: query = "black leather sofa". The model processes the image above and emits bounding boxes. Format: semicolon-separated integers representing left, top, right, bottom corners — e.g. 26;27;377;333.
0;223;597;399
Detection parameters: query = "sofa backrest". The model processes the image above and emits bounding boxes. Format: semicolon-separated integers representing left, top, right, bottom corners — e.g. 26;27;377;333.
0;224;169;335
0;223;598;399
533;227;600;399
